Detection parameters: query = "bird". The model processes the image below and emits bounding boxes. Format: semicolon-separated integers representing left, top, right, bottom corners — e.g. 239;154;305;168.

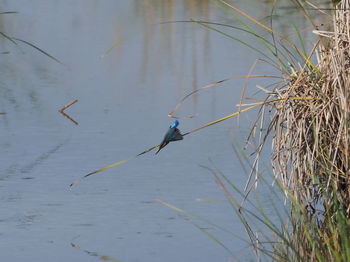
155;120;183;154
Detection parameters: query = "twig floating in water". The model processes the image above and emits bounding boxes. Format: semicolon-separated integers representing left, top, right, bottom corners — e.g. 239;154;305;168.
59;99;78;125
59;99;78;113
60;111;78;125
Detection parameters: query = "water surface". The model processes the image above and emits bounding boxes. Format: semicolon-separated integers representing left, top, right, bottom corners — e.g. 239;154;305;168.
0;1;314;261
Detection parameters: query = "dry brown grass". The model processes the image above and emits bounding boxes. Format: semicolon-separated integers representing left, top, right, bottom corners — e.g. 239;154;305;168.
270;0;350;217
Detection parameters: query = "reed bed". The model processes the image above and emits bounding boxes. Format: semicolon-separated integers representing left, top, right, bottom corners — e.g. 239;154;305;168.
196;1;350;260
254;1;350;260
270;0;350;217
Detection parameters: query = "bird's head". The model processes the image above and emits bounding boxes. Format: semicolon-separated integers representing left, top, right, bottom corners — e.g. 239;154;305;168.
170;120;179;128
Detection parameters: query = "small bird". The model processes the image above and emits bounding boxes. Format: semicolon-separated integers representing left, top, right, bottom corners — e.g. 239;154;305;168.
156;120;183;154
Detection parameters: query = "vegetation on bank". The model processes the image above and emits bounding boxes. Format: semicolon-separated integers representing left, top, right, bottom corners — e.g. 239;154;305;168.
217;0;349;260
264;0;350;260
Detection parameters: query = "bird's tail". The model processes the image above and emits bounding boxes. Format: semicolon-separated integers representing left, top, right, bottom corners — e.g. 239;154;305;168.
155;142;168;155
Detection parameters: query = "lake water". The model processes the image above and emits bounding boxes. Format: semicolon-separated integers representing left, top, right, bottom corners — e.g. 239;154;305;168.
0;1;315;261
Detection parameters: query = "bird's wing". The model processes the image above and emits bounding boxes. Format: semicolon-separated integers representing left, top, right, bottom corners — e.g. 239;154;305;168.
171;128;183;141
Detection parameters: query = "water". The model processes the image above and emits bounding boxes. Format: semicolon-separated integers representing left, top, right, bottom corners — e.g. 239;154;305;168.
0;1;313;261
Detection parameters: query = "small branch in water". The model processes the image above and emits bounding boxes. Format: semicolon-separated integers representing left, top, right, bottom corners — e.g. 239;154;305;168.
59;99;78;113
60;111;78;125
59;99;78;125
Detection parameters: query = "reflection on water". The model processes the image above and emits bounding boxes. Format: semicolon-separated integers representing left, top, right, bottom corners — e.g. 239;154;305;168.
134;0;211;72
131;0;212;114
0;1;331;262
71;242;122;262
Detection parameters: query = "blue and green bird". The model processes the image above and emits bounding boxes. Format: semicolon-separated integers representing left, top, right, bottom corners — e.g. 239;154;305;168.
156;120;183;154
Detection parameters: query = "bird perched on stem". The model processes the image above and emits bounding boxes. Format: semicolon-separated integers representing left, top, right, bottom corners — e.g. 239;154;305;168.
156;120;183;154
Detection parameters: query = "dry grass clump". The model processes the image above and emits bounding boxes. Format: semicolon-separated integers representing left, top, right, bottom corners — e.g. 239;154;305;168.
271;0;350;217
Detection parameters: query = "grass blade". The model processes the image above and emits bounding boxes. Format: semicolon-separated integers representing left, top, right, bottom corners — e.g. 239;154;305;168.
13;37;62;64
